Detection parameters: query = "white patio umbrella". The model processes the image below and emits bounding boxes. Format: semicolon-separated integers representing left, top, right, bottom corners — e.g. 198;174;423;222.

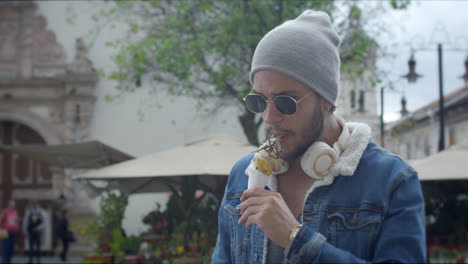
76;134;257;197
410;140;468;181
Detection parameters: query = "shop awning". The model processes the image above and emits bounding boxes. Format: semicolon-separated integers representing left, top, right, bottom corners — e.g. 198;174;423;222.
76;134;256;196
410;140;468;181
0;140;133;169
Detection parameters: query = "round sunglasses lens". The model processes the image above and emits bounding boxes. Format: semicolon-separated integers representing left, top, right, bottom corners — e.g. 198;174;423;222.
245;94;266;113
275;96;297;115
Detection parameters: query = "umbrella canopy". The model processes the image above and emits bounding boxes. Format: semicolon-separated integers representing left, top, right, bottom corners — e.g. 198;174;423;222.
410;140;468;181
77;134;257;195
0;140;133;169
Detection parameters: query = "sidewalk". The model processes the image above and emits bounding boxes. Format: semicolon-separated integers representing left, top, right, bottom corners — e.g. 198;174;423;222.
9;255;84;264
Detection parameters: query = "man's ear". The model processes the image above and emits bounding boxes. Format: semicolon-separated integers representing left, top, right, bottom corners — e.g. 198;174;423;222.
321;98;333;113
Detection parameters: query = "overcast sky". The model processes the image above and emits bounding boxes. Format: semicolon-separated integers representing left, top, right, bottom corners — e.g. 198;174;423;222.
378;0;468;122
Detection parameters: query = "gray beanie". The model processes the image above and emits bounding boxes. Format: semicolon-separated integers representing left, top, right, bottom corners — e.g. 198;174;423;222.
249;10;341;106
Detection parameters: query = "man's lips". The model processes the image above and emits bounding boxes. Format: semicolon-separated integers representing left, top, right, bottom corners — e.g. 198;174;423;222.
270;131;293;144
274;133;288;140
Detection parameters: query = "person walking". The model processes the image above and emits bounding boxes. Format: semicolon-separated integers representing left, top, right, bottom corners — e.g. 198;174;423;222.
56;210;70;262
23;201;47;264
0;200;19;264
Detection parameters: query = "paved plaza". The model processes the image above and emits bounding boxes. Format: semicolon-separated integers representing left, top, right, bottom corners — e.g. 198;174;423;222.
7;255;84;264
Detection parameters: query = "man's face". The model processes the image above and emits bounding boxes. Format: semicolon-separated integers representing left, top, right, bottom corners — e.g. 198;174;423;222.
253;70;325;161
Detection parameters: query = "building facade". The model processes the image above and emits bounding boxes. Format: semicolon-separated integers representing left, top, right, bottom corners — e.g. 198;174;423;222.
0;1;97;252
385;85;468;160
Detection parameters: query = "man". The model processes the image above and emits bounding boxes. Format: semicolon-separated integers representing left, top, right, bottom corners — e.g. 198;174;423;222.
56;209;71;262
23;201;47;264
0;200;19;263
212;10;426;263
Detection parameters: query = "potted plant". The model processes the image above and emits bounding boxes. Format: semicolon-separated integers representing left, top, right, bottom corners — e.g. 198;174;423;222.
81;191;128;264
187;233;200;256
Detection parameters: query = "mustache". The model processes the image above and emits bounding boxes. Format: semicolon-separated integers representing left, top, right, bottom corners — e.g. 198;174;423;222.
266;127;295;138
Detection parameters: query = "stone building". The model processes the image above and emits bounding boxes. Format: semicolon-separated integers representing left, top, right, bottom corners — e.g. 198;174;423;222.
385;84;468;160
0;1;96;252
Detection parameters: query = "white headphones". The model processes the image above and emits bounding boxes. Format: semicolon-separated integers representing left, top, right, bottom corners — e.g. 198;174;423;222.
300;117;350;179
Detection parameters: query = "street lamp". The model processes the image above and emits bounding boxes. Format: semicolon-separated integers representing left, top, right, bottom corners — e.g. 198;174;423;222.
400;96;409;116
402;44;446;151
401;52;422;83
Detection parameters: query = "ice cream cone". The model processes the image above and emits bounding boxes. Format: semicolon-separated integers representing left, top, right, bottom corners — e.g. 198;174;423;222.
246;164;270;189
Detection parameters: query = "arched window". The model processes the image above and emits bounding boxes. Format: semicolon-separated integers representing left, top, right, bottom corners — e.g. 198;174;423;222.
358;90;365;112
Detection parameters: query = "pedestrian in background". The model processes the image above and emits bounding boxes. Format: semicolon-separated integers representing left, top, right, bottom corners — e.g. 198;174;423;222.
56;210;70;262
0;200;19;263
23;201;47;264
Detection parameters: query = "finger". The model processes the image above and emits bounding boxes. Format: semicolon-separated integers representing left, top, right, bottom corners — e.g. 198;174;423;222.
241;187;273;202
238;204;263;225
239;195;274;214
246;212;261;228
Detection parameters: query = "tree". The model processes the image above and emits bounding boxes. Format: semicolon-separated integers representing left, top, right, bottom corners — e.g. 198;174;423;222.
88;0;411;146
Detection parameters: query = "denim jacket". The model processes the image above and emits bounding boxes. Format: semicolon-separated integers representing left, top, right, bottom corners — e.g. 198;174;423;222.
212;122;426;263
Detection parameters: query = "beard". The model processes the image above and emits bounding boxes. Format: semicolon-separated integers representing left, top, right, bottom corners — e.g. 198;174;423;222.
268;104;325;161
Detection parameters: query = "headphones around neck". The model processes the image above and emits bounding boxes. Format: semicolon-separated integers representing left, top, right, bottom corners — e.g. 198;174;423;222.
300;118;350;180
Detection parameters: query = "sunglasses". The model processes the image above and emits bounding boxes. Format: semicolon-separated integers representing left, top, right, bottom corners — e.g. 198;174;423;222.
243;92;313;115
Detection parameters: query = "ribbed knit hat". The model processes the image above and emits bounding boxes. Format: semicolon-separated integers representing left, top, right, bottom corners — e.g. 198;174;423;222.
250;10;341;106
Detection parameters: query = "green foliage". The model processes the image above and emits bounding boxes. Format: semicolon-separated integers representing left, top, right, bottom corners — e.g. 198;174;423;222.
71;218;102;246
390;0;411;9
97;191;128;231
87;0;411;145
91;191;129;250
109;227;142;261
142;177;219;258
109;227;126;261
71;191;129;255
157;177;217;235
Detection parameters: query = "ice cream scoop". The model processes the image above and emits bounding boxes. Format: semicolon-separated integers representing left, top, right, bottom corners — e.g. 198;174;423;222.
246;137;288;188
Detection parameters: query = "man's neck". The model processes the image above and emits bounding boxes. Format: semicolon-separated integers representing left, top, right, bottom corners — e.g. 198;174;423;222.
277;160;316;217
317;114;342;147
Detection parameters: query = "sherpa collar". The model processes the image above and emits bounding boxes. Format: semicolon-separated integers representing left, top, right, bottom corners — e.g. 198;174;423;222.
333;122;372;176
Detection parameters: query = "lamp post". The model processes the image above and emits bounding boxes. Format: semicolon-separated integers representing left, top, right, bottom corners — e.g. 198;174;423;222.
380;86;384;147
436;44;445;151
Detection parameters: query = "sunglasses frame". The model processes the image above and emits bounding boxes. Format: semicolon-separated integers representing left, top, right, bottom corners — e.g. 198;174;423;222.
243;91;313;115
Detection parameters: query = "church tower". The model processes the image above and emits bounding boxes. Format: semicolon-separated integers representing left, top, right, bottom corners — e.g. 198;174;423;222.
336;5;380;140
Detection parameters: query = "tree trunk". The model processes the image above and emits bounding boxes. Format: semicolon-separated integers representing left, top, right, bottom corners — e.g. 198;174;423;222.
238;111;260;146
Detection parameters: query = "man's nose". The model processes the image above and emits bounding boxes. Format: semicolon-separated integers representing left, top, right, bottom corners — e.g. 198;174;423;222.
262;101;283;125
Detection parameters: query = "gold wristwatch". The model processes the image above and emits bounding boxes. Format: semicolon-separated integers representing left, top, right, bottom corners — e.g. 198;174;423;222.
289;223;303;242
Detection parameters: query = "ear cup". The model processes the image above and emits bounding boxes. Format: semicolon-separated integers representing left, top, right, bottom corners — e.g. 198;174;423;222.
300;141;338;179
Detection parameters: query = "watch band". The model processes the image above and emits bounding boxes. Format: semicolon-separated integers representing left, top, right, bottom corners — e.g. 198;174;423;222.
289;223;303;242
